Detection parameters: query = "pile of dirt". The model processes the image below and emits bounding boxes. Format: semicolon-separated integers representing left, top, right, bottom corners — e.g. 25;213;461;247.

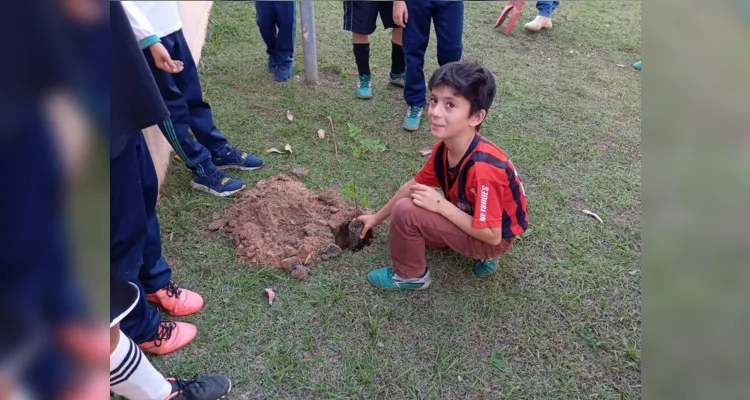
209;174;372;271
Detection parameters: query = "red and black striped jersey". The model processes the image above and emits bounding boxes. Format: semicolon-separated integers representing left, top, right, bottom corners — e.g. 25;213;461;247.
414;134;528;238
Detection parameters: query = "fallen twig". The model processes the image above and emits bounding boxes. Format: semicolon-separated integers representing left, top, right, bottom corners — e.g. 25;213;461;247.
582;209;604;223
325;115;339;162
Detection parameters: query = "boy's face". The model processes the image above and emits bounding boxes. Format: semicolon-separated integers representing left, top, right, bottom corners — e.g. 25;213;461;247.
428;85;485;140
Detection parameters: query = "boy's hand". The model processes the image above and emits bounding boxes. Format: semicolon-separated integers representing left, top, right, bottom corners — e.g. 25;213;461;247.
393;1;408;27
149;42;184;74
409;184;445;213
354;214;381;239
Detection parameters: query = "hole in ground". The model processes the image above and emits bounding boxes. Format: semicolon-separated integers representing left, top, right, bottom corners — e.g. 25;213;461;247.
334;221;372;252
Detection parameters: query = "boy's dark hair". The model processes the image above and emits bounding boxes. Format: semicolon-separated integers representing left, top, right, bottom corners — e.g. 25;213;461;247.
427;61;496;130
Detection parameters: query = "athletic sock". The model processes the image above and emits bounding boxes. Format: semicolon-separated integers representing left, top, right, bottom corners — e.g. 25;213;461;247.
391;41;405;75
110;330;171;400
353;43;371;76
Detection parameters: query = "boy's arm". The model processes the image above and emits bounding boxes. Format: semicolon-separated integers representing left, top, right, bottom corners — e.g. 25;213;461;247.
121;1;182;74
437;199;503;245
354;178;416;239
410;184;503;245
120;1;160;49
374;178;416;222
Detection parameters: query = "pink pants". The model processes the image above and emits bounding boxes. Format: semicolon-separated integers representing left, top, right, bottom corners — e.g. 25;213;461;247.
390;198;513;278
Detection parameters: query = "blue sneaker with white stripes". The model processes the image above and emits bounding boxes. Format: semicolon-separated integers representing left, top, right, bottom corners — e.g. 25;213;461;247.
213;146;264;171
191;171;245;197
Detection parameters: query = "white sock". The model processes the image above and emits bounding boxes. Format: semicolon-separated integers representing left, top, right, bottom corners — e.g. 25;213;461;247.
110;330;172;400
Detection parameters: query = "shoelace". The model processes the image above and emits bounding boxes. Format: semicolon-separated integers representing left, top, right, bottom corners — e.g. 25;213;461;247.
171;376;204;400
408;106;422;118
163;281;183;298
225;144;251;164
359;75;371;88
151;322;176;347
209;170;230;186
220;145;242;162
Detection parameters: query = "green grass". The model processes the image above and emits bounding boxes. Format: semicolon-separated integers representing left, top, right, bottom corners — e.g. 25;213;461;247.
149;2;641;399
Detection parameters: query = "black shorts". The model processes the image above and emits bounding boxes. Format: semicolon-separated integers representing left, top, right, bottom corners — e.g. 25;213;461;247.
343;1;397;35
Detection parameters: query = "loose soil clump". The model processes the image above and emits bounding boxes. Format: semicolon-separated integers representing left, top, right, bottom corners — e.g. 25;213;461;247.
211;174;372;269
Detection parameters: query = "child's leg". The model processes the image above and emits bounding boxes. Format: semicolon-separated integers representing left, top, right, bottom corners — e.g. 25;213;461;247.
379;1;405;78
389;198;510;278
526;1;556;31
167;29;228;158
402;1;433;108
255;2;278;60
433;1;464;66
536;1;559;17
274;1;297;64
391;28;405;76
133;130;172;295
110;327;172;400
352;32;371;77
344;1;378;76
142;36;216;178
110;132;162;345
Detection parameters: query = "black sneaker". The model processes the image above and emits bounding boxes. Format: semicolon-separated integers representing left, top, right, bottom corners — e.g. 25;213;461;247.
389;72;405;88
166;376;232;400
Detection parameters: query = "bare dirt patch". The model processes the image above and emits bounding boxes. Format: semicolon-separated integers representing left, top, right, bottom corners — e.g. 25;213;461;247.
211;174;372;270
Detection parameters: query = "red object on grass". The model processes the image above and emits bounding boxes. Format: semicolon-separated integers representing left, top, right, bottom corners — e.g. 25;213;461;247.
494;1;526;35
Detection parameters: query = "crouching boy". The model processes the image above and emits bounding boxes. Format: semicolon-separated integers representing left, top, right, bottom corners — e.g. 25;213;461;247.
355;61;528;290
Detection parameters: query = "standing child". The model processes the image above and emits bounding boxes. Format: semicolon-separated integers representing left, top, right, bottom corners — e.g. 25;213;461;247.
255;1;297;82
343;1;406;99
110;272;231;400
354;62;528;289
393;0;464;131
113;1;206;356
124;1;264;198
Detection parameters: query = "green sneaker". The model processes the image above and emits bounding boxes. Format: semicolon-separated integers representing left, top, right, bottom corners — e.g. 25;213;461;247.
368;267;431;290
473;258;498;277
389;72;405;88
403;105;423;131
356;75;373;99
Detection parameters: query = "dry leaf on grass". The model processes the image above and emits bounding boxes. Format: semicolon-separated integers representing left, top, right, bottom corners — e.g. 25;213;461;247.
284;144;293;153
582;209;604;223
317;129;325;139
419;148;433;156
266;148;283;154
286;110;294;121
263;288;276;305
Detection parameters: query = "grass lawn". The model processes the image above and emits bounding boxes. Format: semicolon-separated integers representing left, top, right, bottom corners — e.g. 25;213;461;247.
149;2;641;398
